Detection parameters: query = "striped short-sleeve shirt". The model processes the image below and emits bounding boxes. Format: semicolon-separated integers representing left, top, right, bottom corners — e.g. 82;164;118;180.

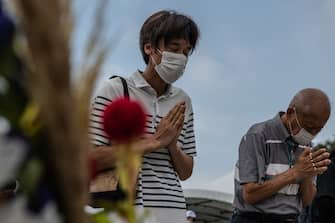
89;71;197;210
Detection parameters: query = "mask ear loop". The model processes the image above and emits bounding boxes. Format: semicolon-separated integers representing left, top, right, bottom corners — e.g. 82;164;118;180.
156;48;162;55
288;119;293;135
150;55;158;66
150;48;162;66
293;107;303;129
287;112;296;136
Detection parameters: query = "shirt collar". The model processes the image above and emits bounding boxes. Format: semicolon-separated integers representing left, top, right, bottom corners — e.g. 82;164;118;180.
271;112;290;141
131;71;150;88
130;71;175;97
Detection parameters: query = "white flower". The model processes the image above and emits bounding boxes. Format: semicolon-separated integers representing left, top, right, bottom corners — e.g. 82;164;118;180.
0;118;26;186
0;196;61;223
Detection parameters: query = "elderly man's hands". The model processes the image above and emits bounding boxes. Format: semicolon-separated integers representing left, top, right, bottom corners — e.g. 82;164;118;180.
293;148;331;180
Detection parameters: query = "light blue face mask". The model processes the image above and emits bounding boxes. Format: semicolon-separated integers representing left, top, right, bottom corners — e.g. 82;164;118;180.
151;49;188;84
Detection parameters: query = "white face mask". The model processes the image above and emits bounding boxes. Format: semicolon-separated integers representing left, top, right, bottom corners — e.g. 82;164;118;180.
290;108;315;145
151;50;188;84
292;128;315;146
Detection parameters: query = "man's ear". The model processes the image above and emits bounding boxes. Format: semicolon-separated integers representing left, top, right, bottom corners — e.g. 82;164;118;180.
286;107;295;120
144;43;153;56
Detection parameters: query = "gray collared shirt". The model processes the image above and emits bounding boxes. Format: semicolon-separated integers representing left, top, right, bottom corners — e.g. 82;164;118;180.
233;112;305;215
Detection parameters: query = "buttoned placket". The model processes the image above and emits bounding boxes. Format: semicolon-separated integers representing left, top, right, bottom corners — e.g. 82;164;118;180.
151;94;171;130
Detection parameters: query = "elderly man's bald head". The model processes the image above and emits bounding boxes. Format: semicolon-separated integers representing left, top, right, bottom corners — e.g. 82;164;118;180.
288;88;331;134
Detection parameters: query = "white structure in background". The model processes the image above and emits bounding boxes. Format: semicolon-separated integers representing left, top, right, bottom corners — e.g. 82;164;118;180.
184;171;235;223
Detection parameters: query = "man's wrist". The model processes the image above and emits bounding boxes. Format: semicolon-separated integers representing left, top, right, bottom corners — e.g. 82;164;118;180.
287;168;301;184
300;176;314;185
138;137;161;154
167;142;179;152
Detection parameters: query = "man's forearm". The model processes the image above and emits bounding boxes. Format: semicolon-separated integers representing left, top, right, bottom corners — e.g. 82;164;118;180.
300;177;316;207
89;146;117;172
169;145;193;181
243;168;298;204
90;137;161;172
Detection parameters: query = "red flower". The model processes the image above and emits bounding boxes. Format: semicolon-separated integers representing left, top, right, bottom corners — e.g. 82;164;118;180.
103;97;146;142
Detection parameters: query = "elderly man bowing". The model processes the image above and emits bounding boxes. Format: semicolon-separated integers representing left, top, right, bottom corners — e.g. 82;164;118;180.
231;88;332;223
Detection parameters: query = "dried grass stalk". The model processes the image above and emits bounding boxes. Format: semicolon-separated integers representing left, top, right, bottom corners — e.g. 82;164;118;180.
10;0;111;222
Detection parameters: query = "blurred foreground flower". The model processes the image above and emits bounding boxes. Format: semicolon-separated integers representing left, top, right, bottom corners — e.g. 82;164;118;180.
0;0;147;222
103;97;146;143
102;97;146;223
2;0;112;222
